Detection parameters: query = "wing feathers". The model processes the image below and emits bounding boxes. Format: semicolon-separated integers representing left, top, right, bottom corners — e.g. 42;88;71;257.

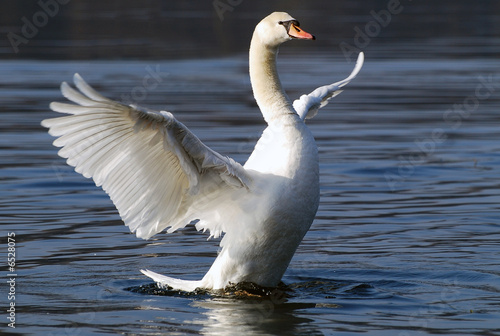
293;52;364;120
43;74;249;239
50;102;100;115
73;73;115;103
61;82;103;107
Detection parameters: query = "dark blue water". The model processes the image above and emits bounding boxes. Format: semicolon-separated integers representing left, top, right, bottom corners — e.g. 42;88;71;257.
1;3;500;336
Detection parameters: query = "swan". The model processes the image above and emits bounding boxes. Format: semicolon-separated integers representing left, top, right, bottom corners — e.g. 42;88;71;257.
42;12;364;292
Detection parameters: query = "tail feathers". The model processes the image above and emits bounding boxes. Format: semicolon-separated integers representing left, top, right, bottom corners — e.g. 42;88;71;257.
141;269;202;292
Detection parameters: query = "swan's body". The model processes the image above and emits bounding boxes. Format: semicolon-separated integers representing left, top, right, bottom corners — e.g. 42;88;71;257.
42;12;364;291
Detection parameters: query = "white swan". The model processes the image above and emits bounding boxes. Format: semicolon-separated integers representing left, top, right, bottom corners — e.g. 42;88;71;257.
42;12;364;292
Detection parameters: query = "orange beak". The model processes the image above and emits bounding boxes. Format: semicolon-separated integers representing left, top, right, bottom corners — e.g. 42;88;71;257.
288;22;315;40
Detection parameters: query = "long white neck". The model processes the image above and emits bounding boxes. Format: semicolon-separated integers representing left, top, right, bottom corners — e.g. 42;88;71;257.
249;32;296;124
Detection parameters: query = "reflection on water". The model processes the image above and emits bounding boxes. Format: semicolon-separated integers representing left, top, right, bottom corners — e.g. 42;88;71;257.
193;298;317;336
1;2;500;335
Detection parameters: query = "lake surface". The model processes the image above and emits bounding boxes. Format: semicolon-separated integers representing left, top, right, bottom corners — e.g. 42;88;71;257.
1;3;500;336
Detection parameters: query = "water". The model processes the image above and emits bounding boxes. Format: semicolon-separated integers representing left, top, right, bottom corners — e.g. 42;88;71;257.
1;3;500;336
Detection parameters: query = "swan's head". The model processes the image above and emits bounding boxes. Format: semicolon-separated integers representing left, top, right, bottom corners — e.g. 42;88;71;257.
254;12;315;48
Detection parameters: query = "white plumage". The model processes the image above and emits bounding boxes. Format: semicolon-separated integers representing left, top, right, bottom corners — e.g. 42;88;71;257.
42;12;364;291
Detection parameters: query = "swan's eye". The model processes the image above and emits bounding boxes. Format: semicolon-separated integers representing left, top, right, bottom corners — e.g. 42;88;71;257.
278;20;293;32
278;20;300;27
278;19;303;38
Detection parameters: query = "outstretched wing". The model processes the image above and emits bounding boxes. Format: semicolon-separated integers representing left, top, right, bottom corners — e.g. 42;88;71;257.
293;52;364;120
42;74;250;240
